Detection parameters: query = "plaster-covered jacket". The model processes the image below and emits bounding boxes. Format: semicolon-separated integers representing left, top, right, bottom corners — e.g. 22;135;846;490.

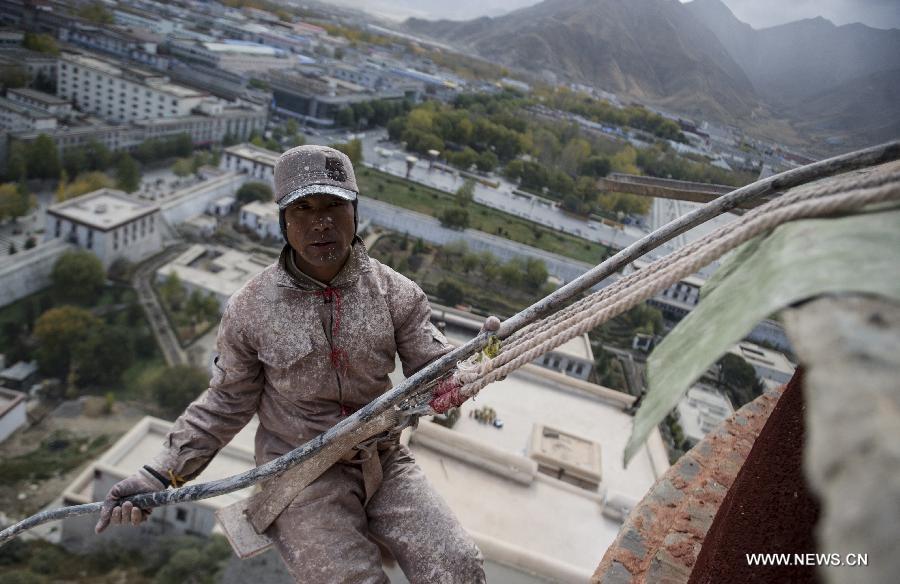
152;240;452;483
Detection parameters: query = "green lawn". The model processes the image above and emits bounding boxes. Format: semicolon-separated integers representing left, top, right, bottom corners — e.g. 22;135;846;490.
357;168;609;265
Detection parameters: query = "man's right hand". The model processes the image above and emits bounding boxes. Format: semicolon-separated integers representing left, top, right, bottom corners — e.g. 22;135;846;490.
94;469;166;533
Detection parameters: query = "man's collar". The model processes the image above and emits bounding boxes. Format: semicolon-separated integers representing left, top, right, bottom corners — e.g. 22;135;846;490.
276;236;371;291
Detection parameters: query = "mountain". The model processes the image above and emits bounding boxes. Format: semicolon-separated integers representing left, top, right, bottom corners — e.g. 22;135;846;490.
405;0;762;123
686;0;900;148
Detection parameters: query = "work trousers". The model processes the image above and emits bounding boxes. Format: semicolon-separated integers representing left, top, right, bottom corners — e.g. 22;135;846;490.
267;445;486;584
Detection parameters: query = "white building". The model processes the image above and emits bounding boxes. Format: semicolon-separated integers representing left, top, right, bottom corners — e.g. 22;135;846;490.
57;52;207;123
6;88;72;117
45;189;162;268
220;143;278;185
0;96;56;132
168;40;294;74
113;9;178;35
238;201;280;241
155;245;272;311
207;195;236;217
59;416;258;552
0;387;27;444
675;385;734;446
728;341;796;385
0;361;37;392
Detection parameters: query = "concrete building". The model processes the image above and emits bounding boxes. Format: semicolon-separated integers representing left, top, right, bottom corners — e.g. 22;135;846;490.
113;9;178;35
220;143;278;184
168;40;294;75
676;385;734;446
59;416;258;552
0;96;57;132
59;24;168;70
0;360;37;392
6;87;72;117
45;189;162;268
728;341;796;385
158;168;247;226
57;52;207;123
155;245;271;311
238;200;280;241
0;28;24;47
0;239;75;309
208;195;237;217
0;387;27;444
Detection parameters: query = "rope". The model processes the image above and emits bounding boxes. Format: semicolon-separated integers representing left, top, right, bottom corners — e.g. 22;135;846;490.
452;174;900;401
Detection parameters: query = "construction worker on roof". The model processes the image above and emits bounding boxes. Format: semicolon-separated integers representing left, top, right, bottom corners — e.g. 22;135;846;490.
95;145;496;583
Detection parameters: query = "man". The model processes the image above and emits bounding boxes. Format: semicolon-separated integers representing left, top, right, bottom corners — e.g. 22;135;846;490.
95;145;490;583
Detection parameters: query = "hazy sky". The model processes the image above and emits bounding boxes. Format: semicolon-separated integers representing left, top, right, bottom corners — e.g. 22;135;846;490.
335;0;900;30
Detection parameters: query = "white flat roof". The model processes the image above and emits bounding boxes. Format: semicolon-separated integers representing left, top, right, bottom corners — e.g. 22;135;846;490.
676;385;734;442
157;245;272;300
409;367;665;575
48;188;159;231
240;200;278;219
731;341;795;374
225;143;280;167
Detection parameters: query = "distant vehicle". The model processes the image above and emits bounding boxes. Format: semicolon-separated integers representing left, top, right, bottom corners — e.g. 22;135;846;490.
492;419;504;429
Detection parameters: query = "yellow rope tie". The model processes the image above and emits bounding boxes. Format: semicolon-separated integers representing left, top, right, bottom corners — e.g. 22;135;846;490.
167;469;187;488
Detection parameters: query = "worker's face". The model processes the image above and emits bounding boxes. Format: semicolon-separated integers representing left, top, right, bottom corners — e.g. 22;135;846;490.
284;194;356;282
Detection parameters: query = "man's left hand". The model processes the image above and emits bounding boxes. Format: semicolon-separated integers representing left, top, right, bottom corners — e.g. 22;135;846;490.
430;315;501;414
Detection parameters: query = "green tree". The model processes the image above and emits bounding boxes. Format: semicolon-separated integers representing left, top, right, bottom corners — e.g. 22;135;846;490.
172;157;194;177
61;148;88;177
235;181;273;204
0;64;28;89
330;139;363;165
579;155;611;177
34;306;101;377
0;183;30;221
439;208;469;230
146;365;210;418
159;272;187;311
84;140;112;171
5;141;27;181
475;150;499;172
717;353;763;407
23;32;60;55
77;0;114;24
74;325;135;388
455;179;475;207
437;280;464;306
335;107;355;128
522;258;549;291
115;153;141;193
52;250;105;305
26;135;60;179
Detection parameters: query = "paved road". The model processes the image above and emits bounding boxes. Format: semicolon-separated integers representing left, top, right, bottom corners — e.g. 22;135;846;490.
132;244;190;367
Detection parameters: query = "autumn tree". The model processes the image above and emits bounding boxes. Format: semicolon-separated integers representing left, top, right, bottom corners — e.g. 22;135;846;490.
34;306;102;377
0;183;31;221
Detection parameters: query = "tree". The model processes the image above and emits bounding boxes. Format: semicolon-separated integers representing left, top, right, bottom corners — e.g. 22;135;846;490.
437;280;464;306
439;208;469;230
146;365;210;418
62;148;88;177
83;140;111;171
455;179;475;207
115;153;141;193
23;32;59;55
475;150;499;172
56;171;114;202
335;107;355;128
0;183;30;221
236;181;273;204
522;258;549;291
34;306;101;377
717;353;763;408
330;139;363;165
0;64;28;89
159;272;187;311
52;250;105;305
172;157;194;178
74;325;135;388
77;0;114;24
26;135;60;180
579;155;612;178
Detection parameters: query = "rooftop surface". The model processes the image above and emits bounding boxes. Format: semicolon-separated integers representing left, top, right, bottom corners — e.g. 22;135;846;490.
48;189;159;230
676;385;734;443
0;387;27;417
224;143;279;167
730;341;795;374
157;245;272;299
240;200;278;219
0;360;39;381
0;96;56;119
7;88;69;106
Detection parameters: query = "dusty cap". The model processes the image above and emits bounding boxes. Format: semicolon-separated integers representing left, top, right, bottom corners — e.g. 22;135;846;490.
274;145;358;209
